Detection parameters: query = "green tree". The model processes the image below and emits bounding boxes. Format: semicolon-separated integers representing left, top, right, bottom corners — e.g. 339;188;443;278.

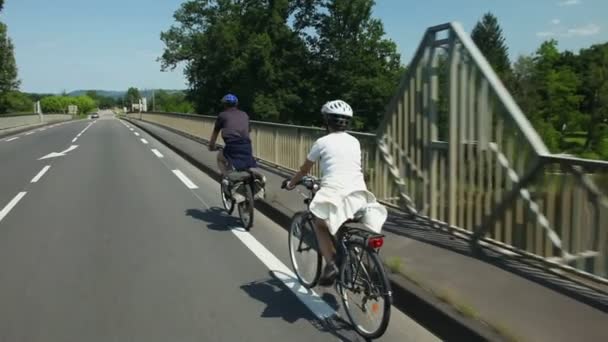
40;95;96;115
160;0;402;130
0;91;33;113
578;43;608;154
153;90;194;113
0;0;4;12
161;0;314;122
125;87;141;105
40;96;69;113
0;22;19;113
311;0;403;129
471;13;511;81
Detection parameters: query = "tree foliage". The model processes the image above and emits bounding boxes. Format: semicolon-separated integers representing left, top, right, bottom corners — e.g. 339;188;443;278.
512;40;608;158
125;87;141;105
85;90;117;109
471;13;511;79
151;90;194;113
40;95;97;115
160;0;402;131
0;21;20;113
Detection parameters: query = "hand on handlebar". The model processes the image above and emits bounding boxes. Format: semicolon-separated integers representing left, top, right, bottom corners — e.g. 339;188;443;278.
281;179;295;191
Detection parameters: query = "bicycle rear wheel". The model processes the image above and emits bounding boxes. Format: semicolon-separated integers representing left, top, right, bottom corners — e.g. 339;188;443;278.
288;212;322;288
220;181;235;214
338;242;392;339
237;183;254;230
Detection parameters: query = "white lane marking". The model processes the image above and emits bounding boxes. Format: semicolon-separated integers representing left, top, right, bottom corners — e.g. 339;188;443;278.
134;132;140;136
140;138;149;144
172;170;198;189
39;145;79;160
231;228;337;320
26;131;35;135
31;165;51;183
0;192;27;223
5;137;19;142
72;137;78;143
38;128;46;132
151;149;164;158
129;128;134;131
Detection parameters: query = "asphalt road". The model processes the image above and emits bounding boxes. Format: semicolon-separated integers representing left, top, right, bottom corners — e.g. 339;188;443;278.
0;110;439;342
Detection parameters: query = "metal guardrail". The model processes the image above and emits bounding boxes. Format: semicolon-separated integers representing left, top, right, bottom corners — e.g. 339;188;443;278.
126;22;608;282
125;112;388;200
375;22;608;282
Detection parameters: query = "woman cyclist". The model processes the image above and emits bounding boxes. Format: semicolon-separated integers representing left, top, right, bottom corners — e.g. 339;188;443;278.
283;100;387;285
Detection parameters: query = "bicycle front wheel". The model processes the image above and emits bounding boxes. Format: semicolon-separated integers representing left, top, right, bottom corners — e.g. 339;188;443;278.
220;181;235;214
338;242;392;339
288;212;322;288
237;183;254;230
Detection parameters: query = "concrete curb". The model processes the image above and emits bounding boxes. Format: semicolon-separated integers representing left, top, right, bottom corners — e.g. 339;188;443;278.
0;119;77;139
123;117;506;341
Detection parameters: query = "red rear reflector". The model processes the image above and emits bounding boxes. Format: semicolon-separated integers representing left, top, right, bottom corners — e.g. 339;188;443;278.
368;237;384;249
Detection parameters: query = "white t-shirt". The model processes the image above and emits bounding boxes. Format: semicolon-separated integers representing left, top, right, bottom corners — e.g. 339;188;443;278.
307;132;367;193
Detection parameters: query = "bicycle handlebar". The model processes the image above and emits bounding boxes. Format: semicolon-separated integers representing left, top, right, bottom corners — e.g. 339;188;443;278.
281;176;319;191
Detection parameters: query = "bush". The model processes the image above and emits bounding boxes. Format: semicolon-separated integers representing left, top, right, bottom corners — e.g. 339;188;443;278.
40;95;97;114
0;91;33;113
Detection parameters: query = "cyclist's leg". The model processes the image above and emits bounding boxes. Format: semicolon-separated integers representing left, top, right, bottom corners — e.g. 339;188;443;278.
313;217;336;262
217;151;229;177
313;217;338;285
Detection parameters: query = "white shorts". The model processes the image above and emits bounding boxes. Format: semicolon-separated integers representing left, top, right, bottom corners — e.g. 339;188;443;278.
309;186;388;235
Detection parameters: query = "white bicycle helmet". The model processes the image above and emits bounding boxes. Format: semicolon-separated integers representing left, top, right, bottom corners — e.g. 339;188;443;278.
321;100;353;131
321;100;353;117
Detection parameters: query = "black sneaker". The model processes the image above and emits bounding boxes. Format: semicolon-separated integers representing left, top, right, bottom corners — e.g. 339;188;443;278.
319;262;338;287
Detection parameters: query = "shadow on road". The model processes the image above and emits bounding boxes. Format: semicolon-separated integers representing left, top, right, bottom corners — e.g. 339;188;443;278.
185;207;241;231
240;271;362;341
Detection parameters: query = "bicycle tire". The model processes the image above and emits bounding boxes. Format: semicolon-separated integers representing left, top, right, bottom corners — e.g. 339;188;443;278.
288;212;322;288
338;242;392;339
220;181;235;214
238;183;254;230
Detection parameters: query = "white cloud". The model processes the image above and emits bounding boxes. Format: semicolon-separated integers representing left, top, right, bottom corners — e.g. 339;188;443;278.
558;0;581;6
551;19;561;25
536;31;556;37
566;23;600;36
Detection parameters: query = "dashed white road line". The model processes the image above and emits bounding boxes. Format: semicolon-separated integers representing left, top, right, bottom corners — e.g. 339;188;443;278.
151;149;164;158
140;138;149;144
134;132;140;136
0;192;27;223
72;137;78;143
231;228;337;320
31;165;51;183
5;137;19;142
25;131;35;135
172;170;198;189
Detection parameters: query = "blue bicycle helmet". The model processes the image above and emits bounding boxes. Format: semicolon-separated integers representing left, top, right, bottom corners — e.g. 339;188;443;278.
221;93;238;106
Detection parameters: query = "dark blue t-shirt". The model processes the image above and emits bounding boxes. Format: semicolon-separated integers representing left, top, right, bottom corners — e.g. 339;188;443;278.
213;107;250;143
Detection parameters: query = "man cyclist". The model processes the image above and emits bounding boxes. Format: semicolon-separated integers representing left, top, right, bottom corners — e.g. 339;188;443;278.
208;94;257;185
283;100;387;286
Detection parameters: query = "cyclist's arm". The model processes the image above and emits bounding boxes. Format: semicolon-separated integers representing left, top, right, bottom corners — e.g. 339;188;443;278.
288;159;314;188
209;129;220;150
209;116;222;150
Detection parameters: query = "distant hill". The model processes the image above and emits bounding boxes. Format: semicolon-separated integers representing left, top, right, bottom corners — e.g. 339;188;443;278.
67;89;187;99
68;90;126;99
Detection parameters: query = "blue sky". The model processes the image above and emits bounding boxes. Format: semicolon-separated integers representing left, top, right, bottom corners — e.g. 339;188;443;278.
1;0;606;93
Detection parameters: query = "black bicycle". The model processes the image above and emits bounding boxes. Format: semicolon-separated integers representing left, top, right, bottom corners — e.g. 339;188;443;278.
282;176;392;339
